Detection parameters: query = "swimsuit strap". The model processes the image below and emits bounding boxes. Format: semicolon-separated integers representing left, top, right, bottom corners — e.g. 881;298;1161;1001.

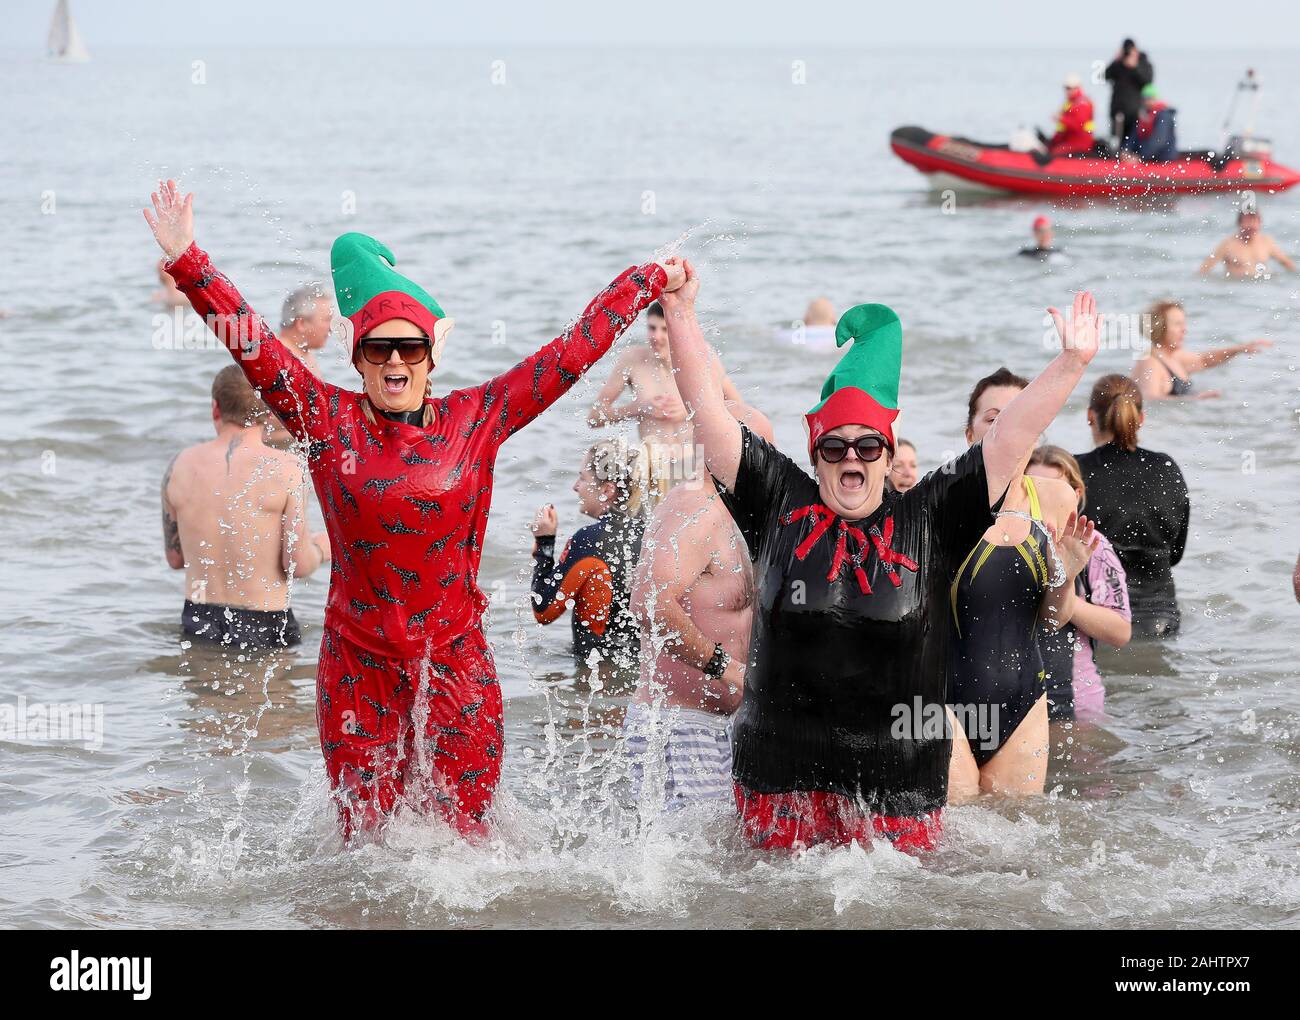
1151;351;1190;393
1022;475;1042;521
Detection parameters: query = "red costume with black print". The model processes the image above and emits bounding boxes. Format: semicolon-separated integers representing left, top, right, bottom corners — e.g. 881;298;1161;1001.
166;242;666;840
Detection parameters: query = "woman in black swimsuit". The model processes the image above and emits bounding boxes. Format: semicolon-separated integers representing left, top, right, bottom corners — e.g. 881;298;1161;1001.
947;369;1096;799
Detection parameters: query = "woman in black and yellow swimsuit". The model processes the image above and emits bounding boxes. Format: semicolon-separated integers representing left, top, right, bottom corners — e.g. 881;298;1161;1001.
947;369;1097;800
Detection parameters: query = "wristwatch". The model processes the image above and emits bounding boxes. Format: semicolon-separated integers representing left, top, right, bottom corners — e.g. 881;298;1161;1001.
703;642;731;680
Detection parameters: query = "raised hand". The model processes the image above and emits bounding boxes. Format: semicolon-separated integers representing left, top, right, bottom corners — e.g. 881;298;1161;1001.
1047;290;1103;366
1049;511;1099;581
658;257;698;312
530;504;558;538
658;257;687;294
648;392;688;421
1243;339;1274;354
143;179;194;261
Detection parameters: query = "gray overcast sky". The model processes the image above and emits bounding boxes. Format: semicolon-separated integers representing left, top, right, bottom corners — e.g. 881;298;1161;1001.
9;0;1300;49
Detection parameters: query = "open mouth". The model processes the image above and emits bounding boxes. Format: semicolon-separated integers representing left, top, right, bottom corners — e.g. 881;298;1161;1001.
382;373;409;396
839;468;865;492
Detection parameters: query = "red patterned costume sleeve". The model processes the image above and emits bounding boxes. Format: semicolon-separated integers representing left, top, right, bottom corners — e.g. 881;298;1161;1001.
167;243;666;840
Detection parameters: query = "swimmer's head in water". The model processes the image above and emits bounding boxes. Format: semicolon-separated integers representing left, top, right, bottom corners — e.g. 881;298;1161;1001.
331;232;454;372
965;367;1028;446
1142;299;1185;348
804;303;902;462
1237;210;1261;238
803;297;837;328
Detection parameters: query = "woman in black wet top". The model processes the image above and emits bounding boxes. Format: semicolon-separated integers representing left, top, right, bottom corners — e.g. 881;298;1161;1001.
661;259;1104;852
1076;374;1190;639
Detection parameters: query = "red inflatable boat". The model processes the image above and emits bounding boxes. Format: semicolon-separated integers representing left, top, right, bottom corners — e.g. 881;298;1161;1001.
890;125;1300;197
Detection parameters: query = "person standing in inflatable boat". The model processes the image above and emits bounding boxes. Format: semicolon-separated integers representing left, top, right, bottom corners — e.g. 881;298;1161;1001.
660;258;1102;852
144;180;684;842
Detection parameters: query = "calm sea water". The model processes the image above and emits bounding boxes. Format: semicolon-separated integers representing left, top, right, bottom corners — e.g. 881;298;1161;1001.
1;45;1298;928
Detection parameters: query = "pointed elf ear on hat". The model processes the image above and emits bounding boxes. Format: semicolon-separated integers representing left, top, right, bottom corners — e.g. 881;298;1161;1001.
330;232;447;365
804;303;903;462
431;318;455;366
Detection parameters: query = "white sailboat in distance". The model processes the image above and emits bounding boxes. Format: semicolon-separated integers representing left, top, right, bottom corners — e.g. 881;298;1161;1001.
47;0;91;63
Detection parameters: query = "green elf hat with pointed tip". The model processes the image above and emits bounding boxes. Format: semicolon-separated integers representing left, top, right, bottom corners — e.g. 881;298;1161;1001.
804;303;903;462
330;232;454;366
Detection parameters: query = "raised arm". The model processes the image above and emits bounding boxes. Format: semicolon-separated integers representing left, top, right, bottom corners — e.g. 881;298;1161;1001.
983;292;1101;505
587;351;643;427
1185;338;1272;372
1198;240;1228;275
479;261;681;444
1270;238;1296;272
143;180;333;442
660;259;742;489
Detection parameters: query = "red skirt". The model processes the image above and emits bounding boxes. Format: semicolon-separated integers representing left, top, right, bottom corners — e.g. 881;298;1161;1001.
735;784;942;854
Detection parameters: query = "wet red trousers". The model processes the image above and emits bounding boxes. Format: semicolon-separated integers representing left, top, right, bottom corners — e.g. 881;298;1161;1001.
734;784;942;854
316;625;503;842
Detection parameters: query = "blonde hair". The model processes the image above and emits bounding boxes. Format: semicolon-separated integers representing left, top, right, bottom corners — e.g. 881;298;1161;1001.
1089;373;1144;451
1028;444;1086;509
586;438;661;518
1142;299;1183;347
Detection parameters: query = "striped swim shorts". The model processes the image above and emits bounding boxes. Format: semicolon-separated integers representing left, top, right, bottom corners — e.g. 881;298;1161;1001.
622;701;733;809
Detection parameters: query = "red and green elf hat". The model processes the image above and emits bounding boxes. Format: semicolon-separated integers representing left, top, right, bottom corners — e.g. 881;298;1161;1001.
330;232;454;365
804;303;903;461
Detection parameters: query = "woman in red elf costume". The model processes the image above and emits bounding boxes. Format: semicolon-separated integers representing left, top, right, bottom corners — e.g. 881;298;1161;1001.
145;180;683;842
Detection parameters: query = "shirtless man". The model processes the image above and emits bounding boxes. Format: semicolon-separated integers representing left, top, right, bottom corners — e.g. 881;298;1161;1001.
162;365;330;649
279;283;335;377
589;302;744;497
623;408;774;809
1199;210;1296;278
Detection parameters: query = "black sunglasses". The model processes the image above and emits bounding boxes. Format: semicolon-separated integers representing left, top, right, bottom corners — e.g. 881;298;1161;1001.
814;435;889;464
357;337;432;366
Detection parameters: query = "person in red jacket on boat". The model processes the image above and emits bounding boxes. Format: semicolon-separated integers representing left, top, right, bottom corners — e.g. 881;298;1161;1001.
143;179;684;844
1043;73;1096;155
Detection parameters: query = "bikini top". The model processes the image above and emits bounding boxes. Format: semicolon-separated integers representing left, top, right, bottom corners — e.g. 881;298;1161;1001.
1152;351;1194;396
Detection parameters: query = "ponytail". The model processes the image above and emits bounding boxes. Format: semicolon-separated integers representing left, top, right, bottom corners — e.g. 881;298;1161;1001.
1088;374;1143;451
